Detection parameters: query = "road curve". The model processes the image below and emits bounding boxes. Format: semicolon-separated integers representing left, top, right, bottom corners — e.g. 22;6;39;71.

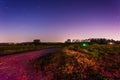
0;48;61;80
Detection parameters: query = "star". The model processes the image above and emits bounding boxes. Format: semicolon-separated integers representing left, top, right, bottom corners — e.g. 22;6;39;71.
37;5;40;9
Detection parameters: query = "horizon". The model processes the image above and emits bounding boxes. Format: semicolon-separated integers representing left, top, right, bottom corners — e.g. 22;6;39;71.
0;37;119;43
0;0;120;42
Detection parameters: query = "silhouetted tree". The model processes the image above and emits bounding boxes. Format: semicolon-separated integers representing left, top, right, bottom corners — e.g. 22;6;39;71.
90;38;108;44
33;39;40;45
65;39;71;43
115;41;120;44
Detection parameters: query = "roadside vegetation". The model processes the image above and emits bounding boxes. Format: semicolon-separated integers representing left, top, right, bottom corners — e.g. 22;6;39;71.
0;43;63;56
31;43;120;80
68;44;120;59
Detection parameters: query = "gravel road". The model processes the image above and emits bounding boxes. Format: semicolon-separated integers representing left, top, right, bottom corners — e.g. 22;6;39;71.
0;48;61;80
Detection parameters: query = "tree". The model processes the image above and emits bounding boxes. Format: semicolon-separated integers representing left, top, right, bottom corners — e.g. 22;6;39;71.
33;39;40;45
90;38;107;44
65;39;71;43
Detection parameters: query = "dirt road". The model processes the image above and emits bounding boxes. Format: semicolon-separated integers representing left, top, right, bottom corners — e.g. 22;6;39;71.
0;48;61;80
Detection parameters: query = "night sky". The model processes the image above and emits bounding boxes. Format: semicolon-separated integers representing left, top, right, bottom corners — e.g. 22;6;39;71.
0;0;120;42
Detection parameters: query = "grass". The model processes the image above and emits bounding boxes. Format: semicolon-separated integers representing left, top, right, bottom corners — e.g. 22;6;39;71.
1;43;119;79
0;43;63;56
30;44;120;80
68;44;120;59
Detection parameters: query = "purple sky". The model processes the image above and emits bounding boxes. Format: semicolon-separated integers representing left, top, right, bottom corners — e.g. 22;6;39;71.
0;0;120;42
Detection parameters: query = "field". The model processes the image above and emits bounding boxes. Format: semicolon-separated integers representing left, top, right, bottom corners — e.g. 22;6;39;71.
0;43;63;56
31;44;120;80
0;43;120;79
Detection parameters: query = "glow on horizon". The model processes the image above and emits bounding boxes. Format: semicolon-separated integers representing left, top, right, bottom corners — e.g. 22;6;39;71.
1;25;120;43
